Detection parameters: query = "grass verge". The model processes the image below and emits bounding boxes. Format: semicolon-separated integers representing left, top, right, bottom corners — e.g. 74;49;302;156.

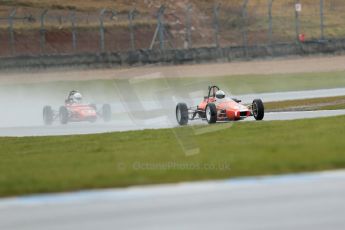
2;71;345;103
265;96;345;112
1;115;345;197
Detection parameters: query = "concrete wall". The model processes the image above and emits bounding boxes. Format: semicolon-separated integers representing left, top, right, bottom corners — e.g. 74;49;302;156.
1;40;345;70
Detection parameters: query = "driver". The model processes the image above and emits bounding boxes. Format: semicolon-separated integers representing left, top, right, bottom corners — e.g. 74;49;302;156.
66;90;83;104
72;92;83;104
215;90;226;101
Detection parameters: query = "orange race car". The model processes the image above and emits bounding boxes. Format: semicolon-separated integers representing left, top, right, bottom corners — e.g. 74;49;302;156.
42;90;112;125
176;85;264;125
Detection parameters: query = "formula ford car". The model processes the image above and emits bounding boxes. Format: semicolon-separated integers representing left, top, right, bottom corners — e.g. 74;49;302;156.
42;92;112;125
176;85;264;125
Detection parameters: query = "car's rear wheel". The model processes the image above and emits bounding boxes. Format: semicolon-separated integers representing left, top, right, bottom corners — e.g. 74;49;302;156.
206;103;217;124
252;99;264;120
43;105;54;125
176;103;189;126
102;104;112;122
59;106;69;124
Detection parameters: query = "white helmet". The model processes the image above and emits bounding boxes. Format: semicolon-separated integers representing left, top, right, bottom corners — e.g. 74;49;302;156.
215;90;225;99
72;92;83;103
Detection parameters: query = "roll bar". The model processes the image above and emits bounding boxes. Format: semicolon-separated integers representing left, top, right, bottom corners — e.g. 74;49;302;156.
207;85;220;99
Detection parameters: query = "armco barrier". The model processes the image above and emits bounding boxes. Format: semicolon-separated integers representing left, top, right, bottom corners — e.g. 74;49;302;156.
1;40;345;70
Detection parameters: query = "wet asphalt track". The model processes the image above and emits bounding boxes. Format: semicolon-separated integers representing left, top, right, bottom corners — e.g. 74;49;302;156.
1;109;345;137
1;170;345;230
1;88;345;137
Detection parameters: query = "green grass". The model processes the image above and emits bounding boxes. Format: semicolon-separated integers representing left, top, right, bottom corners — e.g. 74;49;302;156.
1;115;345;197
317;104;345;110
3;71;345;103
203;71;345;95
265;95;345;112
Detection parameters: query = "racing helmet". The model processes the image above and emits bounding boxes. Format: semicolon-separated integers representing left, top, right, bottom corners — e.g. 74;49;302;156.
69;90;77;97
72;92;83;103
215;90;225;99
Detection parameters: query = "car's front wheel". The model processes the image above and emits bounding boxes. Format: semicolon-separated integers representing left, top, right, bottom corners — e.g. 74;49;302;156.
102;104;112;122
206;103;217;124
252;99;264;120
59;106;69;124
43;105;54;125
176;103;189;126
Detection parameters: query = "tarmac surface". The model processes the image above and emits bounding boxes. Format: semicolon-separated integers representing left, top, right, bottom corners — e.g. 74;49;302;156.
1;109;345;137
1;88;345;137
1;170;345;230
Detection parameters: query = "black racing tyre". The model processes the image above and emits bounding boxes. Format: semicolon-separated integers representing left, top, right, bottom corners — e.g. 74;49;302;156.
176;103;189;126
43;105;54;125
252;99;264;121
102;104;112;122
59;106;69;124
205;103;217;124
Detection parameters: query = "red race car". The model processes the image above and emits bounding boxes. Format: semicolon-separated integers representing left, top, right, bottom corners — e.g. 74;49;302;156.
176;85;264;125
42;91;112;125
